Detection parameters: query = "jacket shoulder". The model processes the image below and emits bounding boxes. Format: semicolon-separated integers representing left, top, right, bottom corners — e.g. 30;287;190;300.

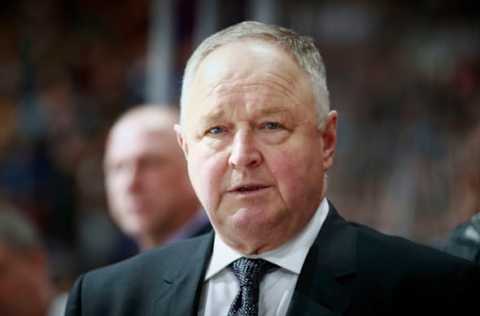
65;233;213;316
350;221;476;277
88;232;211;284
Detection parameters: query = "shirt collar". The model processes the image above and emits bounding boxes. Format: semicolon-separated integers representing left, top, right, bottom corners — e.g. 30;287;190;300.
205;198;330;280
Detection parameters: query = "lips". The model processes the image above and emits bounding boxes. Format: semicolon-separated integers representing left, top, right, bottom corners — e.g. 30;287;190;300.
228;184;271;193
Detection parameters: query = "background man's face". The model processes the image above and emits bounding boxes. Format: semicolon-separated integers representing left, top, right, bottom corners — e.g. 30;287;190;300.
105;121;187;239
179;40;336;253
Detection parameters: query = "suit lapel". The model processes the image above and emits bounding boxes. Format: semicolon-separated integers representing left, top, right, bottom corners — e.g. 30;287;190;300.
287;203;357;316
148;204;356;316
151;232;214;316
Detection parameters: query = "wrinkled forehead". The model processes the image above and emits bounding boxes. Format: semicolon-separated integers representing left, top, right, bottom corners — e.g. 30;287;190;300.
182;40;314;124
198;39;301;84
194;35;301;81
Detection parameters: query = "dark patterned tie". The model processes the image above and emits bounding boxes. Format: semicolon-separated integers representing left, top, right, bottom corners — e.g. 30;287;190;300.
227;258;277;316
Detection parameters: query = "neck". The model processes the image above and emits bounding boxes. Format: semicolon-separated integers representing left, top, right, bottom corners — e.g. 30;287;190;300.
138;203;201;250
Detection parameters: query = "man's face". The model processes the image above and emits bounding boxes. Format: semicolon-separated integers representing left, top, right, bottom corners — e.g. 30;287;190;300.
178;40;337;253
0;244;48;316
105;121;189;240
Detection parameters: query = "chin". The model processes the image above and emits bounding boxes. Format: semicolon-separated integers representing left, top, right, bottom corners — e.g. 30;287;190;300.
229;207;269;228
122;224;140;236
231;214;280;239
230;230;278;255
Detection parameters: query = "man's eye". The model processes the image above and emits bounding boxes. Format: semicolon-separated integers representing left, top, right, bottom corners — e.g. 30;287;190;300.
206;126;226;135
260;122;284;130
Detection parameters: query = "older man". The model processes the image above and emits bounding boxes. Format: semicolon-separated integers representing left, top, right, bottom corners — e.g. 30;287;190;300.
104;105;210;250
66;22;479;316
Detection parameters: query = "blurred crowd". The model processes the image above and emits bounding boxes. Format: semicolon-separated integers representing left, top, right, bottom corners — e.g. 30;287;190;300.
1;0;152;289
0;0;479;293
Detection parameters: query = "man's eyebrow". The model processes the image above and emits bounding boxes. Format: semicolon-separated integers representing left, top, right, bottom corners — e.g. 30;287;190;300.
255;107;291;116
200;108;226;125
198;105;292;126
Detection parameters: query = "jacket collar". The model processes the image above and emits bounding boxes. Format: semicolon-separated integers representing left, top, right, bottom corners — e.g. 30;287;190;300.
151;232;214;316
149;201;357;316
287;202;357;316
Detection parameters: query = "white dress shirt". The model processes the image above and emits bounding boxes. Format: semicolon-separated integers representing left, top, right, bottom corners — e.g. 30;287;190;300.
197;198;329;316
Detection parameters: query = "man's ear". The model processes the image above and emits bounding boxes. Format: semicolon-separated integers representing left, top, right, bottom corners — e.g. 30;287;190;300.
321;111;337;170
174;124;189;157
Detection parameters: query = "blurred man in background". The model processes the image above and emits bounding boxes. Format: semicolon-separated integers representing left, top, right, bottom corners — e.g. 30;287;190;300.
0;208;66;316
445;125;480;262
104;105;210;250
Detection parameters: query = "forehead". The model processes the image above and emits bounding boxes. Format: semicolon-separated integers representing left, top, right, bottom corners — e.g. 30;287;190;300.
197;39;302;89
106;122;178;161
184;40;315;123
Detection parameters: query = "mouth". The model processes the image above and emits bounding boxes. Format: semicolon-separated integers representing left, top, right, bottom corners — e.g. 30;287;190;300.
228;184;271;195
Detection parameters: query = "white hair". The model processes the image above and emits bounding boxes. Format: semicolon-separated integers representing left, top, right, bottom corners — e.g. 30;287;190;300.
180;21;330;128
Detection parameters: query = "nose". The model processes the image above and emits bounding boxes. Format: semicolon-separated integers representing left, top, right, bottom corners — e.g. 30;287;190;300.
228;130;262;169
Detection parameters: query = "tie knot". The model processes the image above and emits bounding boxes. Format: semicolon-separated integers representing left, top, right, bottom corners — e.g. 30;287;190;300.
230;258;276;288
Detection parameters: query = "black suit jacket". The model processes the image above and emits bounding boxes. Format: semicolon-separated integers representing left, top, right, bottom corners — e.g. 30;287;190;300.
65;204;479;316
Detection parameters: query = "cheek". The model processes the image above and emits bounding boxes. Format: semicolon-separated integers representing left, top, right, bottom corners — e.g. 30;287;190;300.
268;149;320;207
106;180;122;206
269;155;300;198
107;176;128;202
188;148;227;210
